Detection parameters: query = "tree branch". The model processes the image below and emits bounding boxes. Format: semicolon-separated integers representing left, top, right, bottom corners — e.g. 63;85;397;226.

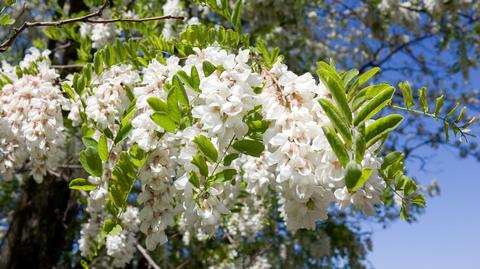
0;0;184;52
359;34;435;72
136;244;161;269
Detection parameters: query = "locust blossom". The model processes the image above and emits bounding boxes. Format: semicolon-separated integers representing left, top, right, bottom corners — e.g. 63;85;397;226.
0;48;66;183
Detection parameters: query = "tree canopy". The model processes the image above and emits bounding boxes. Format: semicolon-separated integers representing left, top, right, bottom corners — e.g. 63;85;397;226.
0;0;478;268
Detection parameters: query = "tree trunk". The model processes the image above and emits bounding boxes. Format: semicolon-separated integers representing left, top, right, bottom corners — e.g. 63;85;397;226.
0;175;75;269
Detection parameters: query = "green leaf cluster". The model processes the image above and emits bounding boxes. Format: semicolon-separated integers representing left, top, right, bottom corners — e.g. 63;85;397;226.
317;62;403;194
395;81;477;142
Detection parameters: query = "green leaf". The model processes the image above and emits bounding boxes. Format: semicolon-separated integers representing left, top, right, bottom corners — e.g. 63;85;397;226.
189;171;200;188
356;67;380;87
232;139;264;157
83;64;93;85
0;13;14;25
110;185;126;209
403;179;417;196
69;178;96;191
129;144;147;167
192;154;209;177
365;114;403;148
317;61;341;81
400;203;410;221
353;86;395;126
62;83;76;100
443;121;450;141
81;124;96;138
223;153;239;166
418;87;428;113
193;135;218;162
398;81;415;108
322;126;350;167
381;151;404;170
231;0;243;30
103;219;116;234
202;61;217;77
434;95;444;115
72;73;82;95
347;166;373;193
98;134;108;162
121;100;136;127
80;260;90;269
210;169;237;184
108;224;122;236
455;106;466;123
105;200;118;217
104;46;114;67
167;89;181;123
190;66;200;91
317;69;352;123
344;161;362;192
342;69;359;89
150;112;177;133
318;98;352;146
412;194;426;207
364;84;393;99
111;152;136;193
177;70;194;91
94;52;104;75
173;75;189;106
147;97;168;112
114;123;132;145
395;175;408;191
80;147;102;177
355;123;366;163
349;67;380;97
351;93;367;112
447;103;460;118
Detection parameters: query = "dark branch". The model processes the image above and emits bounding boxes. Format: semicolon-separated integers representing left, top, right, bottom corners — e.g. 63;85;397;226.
0;0;184;52
359;34;435;73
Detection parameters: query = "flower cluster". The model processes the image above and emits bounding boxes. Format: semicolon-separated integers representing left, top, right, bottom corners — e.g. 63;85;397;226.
71;46;390;260
0;48;66;183
0;45;394;267
106;206;140;268
84;64;139;131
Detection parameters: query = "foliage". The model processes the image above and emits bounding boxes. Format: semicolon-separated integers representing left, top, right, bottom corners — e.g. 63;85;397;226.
0;0;478;268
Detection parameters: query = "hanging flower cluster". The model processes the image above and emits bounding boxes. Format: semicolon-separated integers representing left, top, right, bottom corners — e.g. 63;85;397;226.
65;46;398;266
0;48;66;183
1;42;437;267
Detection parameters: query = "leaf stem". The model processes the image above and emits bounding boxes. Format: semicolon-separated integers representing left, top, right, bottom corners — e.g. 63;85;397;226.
210;135;235;176
390;104;472;140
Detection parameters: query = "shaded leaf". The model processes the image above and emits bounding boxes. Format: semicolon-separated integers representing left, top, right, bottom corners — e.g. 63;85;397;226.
69;178;96;191
232;139;264;157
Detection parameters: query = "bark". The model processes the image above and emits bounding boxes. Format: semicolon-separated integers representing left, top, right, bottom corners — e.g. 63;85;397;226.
0;175;75;269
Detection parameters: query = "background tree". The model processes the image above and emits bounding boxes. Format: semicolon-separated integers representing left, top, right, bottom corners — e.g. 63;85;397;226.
0;0;478;268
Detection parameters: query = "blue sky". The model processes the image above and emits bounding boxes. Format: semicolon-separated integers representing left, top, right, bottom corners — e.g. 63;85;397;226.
366;64;480;268
368;145;480;269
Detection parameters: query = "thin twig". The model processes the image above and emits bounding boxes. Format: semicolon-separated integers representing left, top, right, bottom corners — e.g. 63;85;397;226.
175;259;190;269
86;15;184;24
136;244;161;269
58;164;84;169
51;41;72;52
0;0;183;52
51;64;84;69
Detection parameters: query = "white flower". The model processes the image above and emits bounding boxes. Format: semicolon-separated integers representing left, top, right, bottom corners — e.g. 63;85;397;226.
0;49;66;183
